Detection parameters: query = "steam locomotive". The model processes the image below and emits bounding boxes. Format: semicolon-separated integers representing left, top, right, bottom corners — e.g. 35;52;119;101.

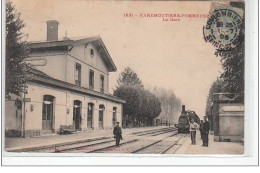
177;105;200;133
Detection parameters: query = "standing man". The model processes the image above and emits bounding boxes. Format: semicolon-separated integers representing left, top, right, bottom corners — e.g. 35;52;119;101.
113;122;122;147
189;118;199;145
202;117;210;147
199;120;204;139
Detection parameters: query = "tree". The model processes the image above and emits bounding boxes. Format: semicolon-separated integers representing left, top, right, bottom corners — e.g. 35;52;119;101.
148;86;182;124
114;67;162;127
205;78;223;116
145;92;161;125
114;85;142;117
215;41;244;102
138;89;162;126
214;2;245;103
116;67;144;89
6;0;30;96
114;85;162;127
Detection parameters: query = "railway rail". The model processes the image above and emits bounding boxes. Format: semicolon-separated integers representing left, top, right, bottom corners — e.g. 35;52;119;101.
136;127;176;136
96;128;181;154
86;139;138;153
11;127;183;153
132;134;186;154
85;128;178;153
130;127;171;135
53;138;116;153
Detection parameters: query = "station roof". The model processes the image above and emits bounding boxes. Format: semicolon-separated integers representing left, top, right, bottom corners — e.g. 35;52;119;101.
28;68;126;104
28;36;117;72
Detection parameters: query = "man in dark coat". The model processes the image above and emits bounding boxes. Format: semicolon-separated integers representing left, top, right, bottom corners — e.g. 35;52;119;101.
113;122;122;147
201;117;210;147
199;120;204;139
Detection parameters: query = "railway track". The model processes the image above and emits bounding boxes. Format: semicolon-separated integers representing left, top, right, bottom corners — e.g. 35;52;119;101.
86;139;138;153
130;127;171;135
96;128;179;154
131;133;184;154
14;127;182;153
150;128;178;136
53;138;116;153
84;128;178;153
156;134;186;154
60;127;177;153
136;127;176;136
64;127;178;153
19;136;112;152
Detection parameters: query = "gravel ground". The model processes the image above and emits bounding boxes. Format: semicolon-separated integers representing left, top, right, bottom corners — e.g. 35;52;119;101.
175;133;244;155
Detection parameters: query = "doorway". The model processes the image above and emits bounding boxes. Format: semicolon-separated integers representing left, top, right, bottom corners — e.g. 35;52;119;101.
99;105;105;129
112;107;117;127
87;103;94;129
42;95;55;131
73;100;82;131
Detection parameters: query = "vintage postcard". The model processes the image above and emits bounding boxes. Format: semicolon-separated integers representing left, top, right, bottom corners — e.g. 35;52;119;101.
1;0;258;166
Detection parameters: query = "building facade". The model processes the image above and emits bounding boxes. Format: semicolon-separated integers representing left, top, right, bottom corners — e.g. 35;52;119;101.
5;20;125;137
211;93;244;142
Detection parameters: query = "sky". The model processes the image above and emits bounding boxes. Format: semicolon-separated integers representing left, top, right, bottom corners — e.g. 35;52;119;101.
11;0;222;118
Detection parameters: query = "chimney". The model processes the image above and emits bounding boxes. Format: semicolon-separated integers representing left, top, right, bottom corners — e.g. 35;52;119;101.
63;31;69;40
181;105;186;114
46;20;59;41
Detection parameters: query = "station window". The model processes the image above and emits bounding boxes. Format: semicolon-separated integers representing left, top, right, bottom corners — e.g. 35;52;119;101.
75;63;81;86
112;107;117;126
100;75;104;93
99;105;105;121
89;70;94;90
90;49;94;57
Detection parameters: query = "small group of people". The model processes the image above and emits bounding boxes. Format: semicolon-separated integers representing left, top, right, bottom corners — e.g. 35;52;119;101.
113;118;210;148
189;117;210;147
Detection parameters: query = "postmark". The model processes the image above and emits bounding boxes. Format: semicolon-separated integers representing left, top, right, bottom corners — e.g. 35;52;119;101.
203;9;243;50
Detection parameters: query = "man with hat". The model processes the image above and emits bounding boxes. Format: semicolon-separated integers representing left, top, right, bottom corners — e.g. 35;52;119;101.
113;122;122;147
201;116;210;147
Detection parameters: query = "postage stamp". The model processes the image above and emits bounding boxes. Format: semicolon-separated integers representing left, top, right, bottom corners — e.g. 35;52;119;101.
203;6;244;50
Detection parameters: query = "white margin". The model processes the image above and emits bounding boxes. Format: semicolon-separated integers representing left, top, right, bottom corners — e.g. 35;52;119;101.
0;0;259;166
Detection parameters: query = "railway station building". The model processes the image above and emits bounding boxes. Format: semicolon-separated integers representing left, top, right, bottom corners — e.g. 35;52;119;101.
5;20;125;137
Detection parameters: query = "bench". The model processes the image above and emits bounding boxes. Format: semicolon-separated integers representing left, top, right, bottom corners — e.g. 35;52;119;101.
59;125;75;135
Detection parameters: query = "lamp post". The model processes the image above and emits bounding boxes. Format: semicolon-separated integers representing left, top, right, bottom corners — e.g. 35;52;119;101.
21;92;26;138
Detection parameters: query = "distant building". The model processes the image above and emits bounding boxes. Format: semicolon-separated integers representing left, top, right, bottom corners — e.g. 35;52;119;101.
5;20;125;137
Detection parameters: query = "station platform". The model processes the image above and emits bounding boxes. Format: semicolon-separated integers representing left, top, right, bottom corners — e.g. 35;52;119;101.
175;132;244;155
4;126;168;151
